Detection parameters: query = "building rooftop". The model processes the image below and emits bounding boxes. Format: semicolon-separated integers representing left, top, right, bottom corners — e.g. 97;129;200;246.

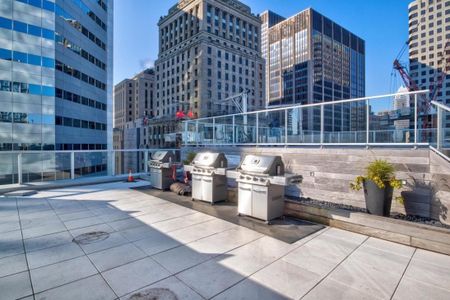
1;181;449;299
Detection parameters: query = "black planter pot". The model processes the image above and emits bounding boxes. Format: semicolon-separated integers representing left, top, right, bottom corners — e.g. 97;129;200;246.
363;180;393;217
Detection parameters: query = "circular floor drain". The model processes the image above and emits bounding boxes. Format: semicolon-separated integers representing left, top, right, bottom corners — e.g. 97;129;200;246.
127;288;178;300
72;231;110;245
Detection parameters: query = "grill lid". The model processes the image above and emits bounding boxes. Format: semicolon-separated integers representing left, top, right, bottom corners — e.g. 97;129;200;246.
151;151;175;163
238;154;285;176
191;152;228;168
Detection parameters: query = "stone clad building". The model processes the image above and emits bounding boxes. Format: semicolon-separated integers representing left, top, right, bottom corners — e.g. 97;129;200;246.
151;0;265;147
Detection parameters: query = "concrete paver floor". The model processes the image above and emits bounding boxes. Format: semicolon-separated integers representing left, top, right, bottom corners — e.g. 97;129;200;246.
0;181;449;300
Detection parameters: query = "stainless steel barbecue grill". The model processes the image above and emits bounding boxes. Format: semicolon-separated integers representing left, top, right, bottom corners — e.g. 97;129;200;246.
236;154;298;223
188;152;228;204
148;150;176;190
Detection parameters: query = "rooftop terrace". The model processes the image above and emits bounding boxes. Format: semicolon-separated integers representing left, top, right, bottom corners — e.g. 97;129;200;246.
1;181;450;300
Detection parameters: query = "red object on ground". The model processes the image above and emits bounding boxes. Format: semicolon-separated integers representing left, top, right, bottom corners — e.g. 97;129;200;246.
127;170;134;182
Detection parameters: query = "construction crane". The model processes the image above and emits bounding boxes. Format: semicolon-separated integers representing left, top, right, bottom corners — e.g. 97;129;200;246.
392;11;449;140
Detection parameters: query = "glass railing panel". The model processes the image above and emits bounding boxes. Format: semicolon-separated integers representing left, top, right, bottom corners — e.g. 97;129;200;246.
235;114;256;144
21;152;70;183
322;101;367;144
286;106;321;144
257;110;285;144
74;151;108;179
213;116;234;145
0;153;18;185
197;119;214;145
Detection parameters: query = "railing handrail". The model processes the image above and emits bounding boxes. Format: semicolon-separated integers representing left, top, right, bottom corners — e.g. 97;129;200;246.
431;100;450;113
0;148;180;155
187;90;429;122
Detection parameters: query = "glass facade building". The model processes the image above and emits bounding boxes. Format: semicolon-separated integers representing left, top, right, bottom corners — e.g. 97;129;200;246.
261;9;365;132
0;0;113;183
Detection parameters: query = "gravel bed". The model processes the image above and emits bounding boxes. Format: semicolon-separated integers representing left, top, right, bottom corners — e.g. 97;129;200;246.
291;197;450;230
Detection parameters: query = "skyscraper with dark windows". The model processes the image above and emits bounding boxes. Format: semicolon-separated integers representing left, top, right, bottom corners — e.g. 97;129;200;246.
261;8;365;132
152;0;265;148
0;0;113;183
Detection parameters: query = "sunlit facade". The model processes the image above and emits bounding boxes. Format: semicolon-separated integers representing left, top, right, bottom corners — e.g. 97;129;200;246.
0;0;113;183
261;8;365;131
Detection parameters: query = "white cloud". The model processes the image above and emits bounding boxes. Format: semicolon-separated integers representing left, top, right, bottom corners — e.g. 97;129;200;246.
139;58;154;69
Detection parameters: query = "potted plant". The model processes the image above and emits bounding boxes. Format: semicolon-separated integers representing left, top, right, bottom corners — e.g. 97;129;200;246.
350;160;403;217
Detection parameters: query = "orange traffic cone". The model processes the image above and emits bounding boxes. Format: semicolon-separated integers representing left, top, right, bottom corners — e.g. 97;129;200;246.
127;170;135;182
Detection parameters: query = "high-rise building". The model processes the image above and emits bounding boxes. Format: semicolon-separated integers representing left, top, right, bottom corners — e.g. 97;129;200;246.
0;0;113;183
113;68;155;130
261;8;365;132
113;69;155;173
0;0;113;151
408;0;450;121
152;0;265;147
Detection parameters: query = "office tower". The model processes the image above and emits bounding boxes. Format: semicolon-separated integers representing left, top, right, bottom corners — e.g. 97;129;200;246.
113;69;155;173
261;8;365;132
261;10;285;108
0;0;113;183
394;86;410;110
408;0;450;128
113;68;155;130
152;0;265;147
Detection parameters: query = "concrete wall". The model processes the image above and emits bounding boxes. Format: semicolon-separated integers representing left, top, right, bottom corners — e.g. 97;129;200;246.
182;146;450;224
430;151;450;225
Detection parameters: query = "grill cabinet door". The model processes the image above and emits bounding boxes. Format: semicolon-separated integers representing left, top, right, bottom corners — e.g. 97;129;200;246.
252;186;268;220
238;183;252;216
192;174;203;201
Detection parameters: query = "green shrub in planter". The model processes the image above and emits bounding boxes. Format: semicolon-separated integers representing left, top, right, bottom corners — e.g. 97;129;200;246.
350;160;403;216
183;152;197;165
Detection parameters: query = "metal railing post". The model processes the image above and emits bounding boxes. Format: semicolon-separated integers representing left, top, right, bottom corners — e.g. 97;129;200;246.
232;115;235;145
256;113;259;145
212;118;216;145
183;121;188;146
285;109;288;145
414;94;418;146
195;120;199;147
320;105;324;147
366;99;370;147
17;153;22;185
144;151;149;174
70;151;75;180
437;106;442;150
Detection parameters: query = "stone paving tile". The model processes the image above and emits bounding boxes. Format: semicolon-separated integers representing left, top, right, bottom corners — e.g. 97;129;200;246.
107;217;145;231
0;220;20;234
0;271;33;300
34;275;116;300
57;210;96;222
215;278;292;300
166;218;237;244
392;276;450;300
412;248;450;269
132;231;181;256
26;242;85;269
303;278;378;300
404;258;450;291
30;256;98;293
0;254;28;278
121;276;203;300
249;260;322;299
88;243;147;272
21;222;67;239
178;258;247;299
0;229;24;260
23;231;74;253
63;215;106;230
78;232;130;254
102;257;171;297
149;211;215;233
217;236;295;277
328;258;404;299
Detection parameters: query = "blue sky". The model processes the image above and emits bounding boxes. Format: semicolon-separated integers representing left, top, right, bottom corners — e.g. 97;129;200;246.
114;0;412;96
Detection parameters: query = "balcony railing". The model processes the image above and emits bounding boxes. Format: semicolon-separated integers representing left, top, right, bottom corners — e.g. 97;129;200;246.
0;149;181;186
183;90;449;149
